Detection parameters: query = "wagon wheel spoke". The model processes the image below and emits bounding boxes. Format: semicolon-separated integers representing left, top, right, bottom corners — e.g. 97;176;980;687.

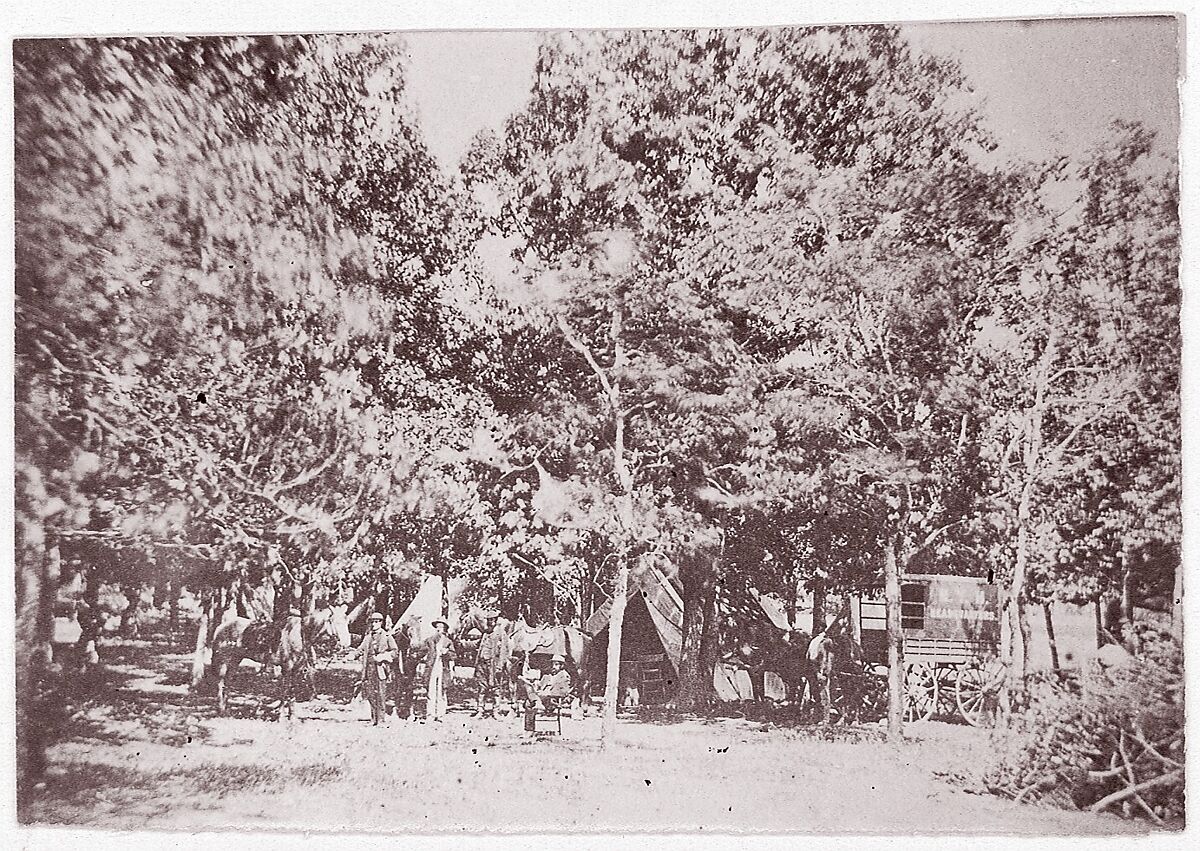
859;663;887;721
955;658;1003;727
903;661;938;722
935;666;958;718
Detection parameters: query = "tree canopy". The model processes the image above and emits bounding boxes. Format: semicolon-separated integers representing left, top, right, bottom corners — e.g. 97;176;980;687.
14;26;1181;774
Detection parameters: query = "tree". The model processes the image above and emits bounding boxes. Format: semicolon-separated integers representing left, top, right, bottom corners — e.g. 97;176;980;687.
14;33;481;796
480;26;1006;734
971;122;1180;675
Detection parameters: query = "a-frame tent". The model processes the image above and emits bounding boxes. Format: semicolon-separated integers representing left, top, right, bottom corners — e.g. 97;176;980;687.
584;565;790;703
393;574;468;644
583;564;684;704
585;565;684;662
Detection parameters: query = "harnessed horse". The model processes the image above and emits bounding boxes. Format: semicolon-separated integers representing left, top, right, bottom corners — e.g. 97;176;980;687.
735;628;817;706
211;602;351;720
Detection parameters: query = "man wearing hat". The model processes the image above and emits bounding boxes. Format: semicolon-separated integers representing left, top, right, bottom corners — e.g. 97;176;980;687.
524;653;573;714
418;617;455;722
473;610;510;718
358;612;398;726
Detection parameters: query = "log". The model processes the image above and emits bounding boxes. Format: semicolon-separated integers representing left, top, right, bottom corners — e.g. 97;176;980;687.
1131;730;1182;770
1117;732;1167;826
1088;769;1183;814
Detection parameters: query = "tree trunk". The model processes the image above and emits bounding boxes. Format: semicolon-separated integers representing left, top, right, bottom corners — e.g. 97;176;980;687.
16;521;56;811
674;552;717;711
811;577;827;635
1009;509;1031;685
697;577;721;695
1171;555;1183;642
1017;597;1032;677
1042;601;1060;671
119;583;140;637
1094;597;1105;649
79;564;101;657
1120;557;1139;653
601;561;629;748
600;299;635;748
190;589;212;689
1008;332;1053;691
884;537;904;741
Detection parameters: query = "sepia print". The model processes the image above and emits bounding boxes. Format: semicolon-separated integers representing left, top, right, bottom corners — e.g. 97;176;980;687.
12;15;1183;835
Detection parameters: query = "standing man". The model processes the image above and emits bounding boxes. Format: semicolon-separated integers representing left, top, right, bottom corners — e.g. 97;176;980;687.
358;612;397;726
807;616;846;725
473;610;510;718
419;618;455;722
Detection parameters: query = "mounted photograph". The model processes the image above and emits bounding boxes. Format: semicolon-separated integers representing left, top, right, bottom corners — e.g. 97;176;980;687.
12;16;1183;834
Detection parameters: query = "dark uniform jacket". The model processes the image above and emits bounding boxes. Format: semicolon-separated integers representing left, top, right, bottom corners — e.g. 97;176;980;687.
475;625;510;674
359;629;399;682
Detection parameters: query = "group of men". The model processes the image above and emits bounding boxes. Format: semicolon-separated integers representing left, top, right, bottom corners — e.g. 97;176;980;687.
357;611;454;725
357;609;573;726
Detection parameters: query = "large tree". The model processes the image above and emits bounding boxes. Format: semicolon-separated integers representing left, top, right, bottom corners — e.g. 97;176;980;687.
970;122;1180;673
14;33;481;796
477;26;1005;731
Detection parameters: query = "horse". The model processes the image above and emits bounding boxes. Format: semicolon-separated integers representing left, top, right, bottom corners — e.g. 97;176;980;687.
210;601;351;720
807;618;865;724
506;618;590;715
386;619;428;718
735;627;817;707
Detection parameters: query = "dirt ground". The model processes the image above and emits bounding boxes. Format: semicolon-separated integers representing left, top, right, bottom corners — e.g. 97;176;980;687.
22;632;1156;835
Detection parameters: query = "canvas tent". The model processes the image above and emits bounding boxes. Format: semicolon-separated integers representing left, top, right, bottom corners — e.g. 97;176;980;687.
393;574;467;644
584;565;787;703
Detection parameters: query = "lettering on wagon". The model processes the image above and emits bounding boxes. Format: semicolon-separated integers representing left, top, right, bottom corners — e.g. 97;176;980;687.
924;607;998;621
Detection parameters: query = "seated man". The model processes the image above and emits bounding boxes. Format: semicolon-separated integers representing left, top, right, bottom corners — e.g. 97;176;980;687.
523;654;573;713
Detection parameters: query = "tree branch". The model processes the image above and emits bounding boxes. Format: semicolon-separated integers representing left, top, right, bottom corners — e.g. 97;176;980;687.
555;313;616;407
267;434;344;495
1088;769;1181;815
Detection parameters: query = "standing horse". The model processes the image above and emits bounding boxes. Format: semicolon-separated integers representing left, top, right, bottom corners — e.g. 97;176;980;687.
736;628;816;706
211;602;351;720
507;618;589;715
807;618;865;724
388;620;421;718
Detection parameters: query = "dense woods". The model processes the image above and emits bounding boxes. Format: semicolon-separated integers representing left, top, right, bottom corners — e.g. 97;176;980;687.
14;28;1180;810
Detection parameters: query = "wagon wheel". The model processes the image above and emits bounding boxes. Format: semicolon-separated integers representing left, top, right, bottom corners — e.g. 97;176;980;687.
955;658;1005;727
903;661;938;723
934;665;960;719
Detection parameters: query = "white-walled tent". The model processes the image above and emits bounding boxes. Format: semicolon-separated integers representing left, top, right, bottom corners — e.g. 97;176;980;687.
393;574;468;644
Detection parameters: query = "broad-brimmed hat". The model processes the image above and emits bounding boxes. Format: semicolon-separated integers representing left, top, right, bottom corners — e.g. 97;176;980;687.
368;612;384;622
551;653;566;664
431;619;449;630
